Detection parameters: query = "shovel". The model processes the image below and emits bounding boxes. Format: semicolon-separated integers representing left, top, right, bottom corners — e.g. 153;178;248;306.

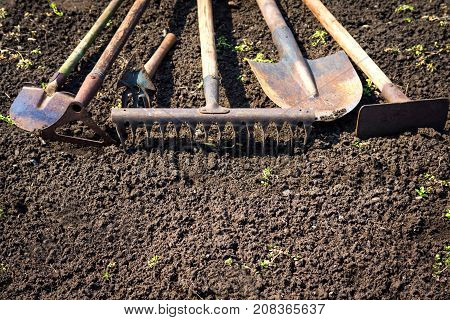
10;0;150;147
248;0;362;136
303;0;448;139
118;32;177;108
10;0;124;136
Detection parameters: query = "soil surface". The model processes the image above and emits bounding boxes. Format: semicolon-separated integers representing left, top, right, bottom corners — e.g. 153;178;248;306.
0;0;449;299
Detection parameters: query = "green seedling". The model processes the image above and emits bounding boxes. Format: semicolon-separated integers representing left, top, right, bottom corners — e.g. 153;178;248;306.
244;52;274;63
363;78;377;97
403;17;413;23
147;255;160;268
102;271;110;281
234;39;253;52
197;80;204;89
224;258;233;266
237;74;247;82
0;8;7;19
432;245;450;278
259;259;271;269
310;29;328;46
112;99;122;109
0;114;14;125
406;44;424;56
16;58;32;70
394;4;414;13
31;48;41;55
49;2;64;16
217;35;232;50
0;263;7;273
445;209;450;220
40;82;47;90
260;167;272;186
106;19;113;28
107;261;116;269
415;186;431;199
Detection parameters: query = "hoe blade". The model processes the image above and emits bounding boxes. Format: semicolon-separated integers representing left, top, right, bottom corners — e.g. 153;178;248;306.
356;98;449;139
249;51;362;121
10;87;73;132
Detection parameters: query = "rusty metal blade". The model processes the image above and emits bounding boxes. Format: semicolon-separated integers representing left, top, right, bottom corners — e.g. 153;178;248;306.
249;51;362;121
10;87;74;132
356;98;449;139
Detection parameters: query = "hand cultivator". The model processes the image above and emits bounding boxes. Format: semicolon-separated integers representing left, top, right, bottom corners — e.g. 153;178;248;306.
118;33;177;109
112;0;362;155
10;0;150;147
303;0;448;139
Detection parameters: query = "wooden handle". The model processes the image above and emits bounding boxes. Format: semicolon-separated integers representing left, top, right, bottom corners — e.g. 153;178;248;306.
256;0;288;32
197;0;218;78
144;33;177;78
303;0;410;103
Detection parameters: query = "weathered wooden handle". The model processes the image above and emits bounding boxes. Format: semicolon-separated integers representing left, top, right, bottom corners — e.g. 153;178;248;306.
144;33;177;78
256;0;288;32
197;0;218;79
303;0;410;103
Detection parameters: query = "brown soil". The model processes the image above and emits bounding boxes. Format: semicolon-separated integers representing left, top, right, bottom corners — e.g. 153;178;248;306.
0;0;449;299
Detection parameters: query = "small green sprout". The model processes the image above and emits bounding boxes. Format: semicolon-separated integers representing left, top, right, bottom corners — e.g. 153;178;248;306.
310;29;328;46
224;258;233;266
363;79;377;97
113;99;122;109
107;261;116;269
49;2;64;16
384;47;401;54
415;186;431;199
106;19;113;28
0;8;7;19
445;209;450;220
0;263;7;273
234;39;253;52
406;44;424;56
394;4;414;13
259;259;271;269
217;36;232;50
102;271;110;281
40;82;48;90
197;80;204;89
147;255;160;268
237;74;247;82
403;17;413;23
245;52;274;63
16;58;33;70
260;167;272;186
432;245;450;278
31;48;42;55
352;138;369;148
0;114;14;125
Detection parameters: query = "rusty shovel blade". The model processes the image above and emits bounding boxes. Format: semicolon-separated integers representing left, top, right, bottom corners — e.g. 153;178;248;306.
356;98;449;139
10;87;73;132
249;50;362;122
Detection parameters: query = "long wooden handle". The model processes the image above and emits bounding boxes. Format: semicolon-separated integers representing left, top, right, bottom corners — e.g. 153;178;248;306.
256;0;288;32
303;0;410;103
197;0;218;78
144;33;177;78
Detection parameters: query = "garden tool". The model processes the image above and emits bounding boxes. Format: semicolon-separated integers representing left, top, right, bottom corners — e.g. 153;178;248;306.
10;0;149;147
112;0;361;155
119;32;177;109
303;0;448;139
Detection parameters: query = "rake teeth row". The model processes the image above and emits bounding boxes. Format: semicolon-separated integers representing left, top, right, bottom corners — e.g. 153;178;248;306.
111;108;315;154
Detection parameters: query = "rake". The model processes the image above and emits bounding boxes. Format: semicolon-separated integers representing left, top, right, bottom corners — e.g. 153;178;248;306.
111;0;362;155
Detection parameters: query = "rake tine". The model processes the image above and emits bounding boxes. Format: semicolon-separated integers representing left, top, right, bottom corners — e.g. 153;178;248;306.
159;124;165;151
115;122;128;147
246;124;251;156
144;123;151;149
303;122;313;147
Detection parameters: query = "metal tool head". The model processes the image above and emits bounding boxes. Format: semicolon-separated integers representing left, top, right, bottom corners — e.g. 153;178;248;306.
356;98;449;139
10;86;116;147
248;50;362;121
10;86;73;132
118;64;155;109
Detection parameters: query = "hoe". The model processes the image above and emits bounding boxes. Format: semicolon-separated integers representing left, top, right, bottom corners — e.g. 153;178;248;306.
303;0;448;139
10;0;150;147
111;0;362;154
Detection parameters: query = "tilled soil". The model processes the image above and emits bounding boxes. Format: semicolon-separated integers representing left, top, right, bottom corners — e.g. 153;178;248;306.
0;0;449;299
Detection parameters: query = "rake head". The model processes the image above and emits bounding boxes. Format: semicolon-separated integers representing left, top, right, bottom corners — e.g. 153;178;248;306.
111;107;316;154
